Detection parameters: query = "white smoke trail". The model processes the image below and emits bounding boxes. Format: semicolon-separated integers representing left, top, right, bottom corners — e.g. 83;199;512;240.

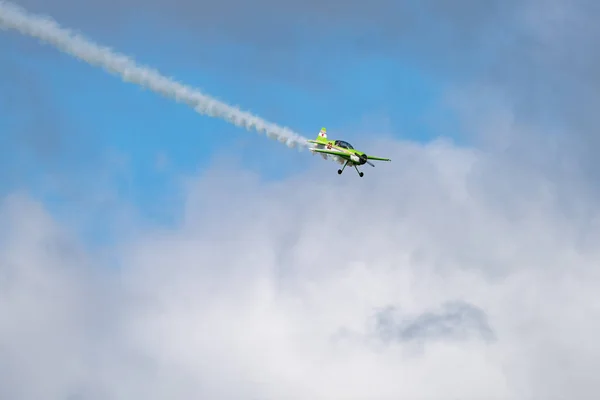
0;1;309;149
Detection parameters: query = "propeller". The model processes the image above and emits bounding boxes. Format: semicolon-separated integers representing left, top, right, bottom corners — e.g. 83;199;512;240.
360;154;375;167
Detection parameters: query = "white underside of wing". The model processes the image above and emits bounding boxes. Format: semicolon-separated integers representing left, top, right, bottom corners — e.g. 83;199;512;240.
308;145;347;165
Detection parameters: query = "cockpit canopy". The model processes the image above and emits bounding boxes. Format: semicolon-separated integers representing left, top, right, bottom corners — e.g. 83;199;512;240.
334;140;354;149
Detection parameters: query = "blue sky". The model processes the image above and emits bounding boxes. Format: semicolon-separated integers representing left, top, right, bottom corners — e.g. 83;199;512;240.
2;9;462;244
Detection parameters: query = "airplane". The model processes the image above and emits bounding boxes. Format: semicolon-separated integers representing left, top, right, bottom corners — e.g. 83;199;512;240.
306;127;391;177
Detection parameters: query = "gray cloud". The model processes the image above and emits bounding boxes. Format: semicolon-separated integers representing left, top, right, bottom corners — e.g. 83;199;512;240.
374;301;494;344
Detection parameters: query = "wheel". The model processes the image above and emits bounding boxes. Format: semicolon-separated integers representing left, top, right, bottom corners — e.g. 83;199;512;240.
359;172;364;177
338;169;343;174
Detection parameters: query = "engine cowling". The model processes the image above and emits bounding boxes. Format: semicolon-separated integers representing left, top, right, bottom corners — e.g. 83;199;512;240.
350;154;360;163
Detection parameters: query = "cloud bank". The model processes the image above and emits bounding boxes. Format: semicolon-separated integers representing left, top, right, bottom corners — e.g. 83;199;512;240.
2;125;600;399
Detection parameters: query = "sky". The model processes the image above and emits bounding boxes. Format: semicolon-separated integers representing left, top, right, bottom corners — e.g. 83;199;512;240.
1;0;600;399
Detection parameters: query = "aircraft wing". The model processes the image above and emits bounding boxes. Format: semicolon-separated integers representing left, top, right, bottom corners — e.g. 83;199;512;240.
366;155;391;161
309;147;346;164
309;148;348;157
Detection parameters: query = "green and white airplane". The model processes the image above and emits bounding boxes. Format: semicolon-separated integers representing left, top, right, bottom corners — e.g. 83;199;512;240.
307;127;391;177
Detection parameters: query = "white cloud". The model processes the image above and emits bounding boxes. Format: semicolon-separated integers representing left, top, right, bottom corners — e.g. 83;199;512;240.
2;103;600;399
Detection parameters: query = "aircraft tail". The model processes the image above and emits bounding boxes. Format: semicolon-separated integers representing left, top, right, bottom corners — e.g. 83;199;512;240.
315;127;328;143
307;127;330;160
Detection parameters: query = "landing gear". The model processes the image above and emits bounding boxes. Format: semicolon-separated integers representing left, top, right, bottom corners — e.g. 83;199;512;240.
337;161;364;177
354;165;364;178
